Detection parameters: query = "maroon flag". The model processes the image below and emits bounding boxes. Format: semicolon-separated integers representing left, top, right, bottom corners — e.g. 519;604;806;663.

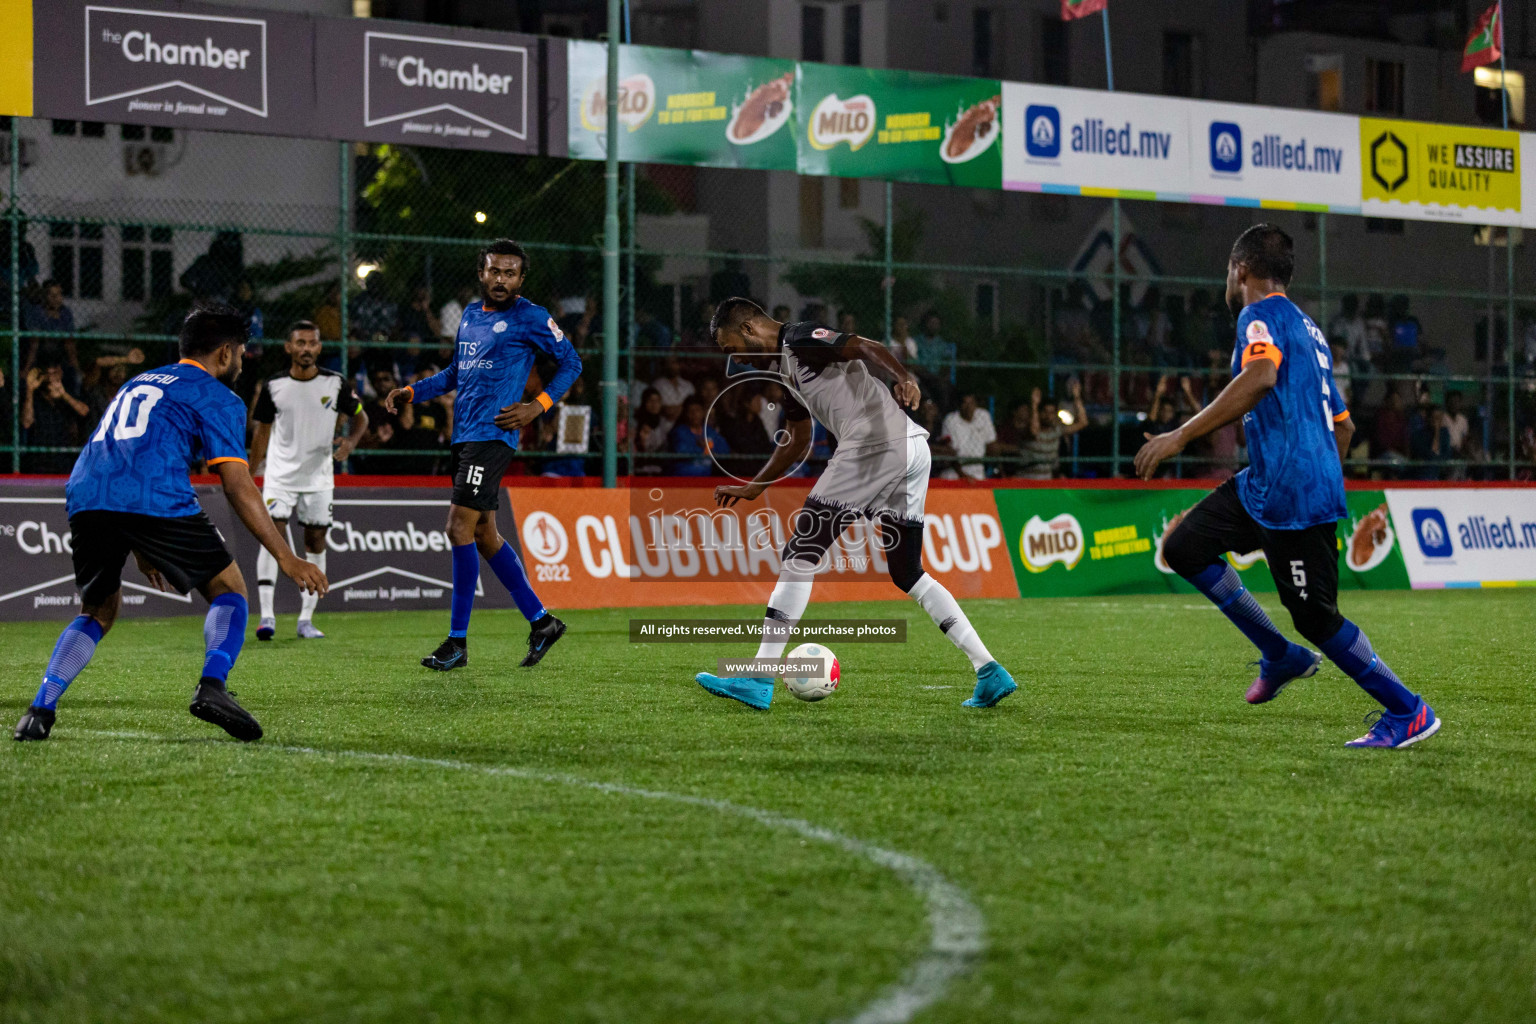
1061;0;1108;22
1461;3;1503;74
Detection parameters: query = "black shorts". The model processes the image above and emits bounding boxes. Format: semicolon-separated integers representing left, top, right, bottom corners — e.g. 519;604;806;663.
1166;479;1344;642
70;510;234;606
449;440;516;511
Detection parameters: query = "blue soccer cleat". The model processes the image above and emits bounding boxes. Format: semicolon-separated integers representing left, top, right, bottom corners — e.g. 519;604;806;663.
1345;699;1441;749
695;673;774;710
962;661;1017;708
256;617;275;642
1246;643;1322;704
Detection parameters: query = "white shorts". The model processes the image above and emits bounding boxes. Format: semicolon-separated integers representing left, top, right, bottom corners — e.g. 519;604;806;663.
263;486;333;528
808;435;930;527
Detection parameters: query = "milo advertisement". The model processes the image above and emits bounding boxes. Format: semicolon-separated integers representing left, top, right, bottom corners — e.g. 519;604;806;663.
567;41;796;170
993;488;1408;597
795;63;1001;187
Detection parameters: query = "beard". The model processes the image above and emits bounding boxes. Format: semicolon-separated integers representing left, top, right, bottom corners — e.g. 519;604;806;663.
1226;289;1244;319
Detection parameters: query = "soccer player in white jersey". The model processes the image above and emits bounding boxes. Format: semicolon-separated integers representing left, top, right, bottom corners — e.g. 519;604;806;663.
248;320;368;640
693;298;1017;710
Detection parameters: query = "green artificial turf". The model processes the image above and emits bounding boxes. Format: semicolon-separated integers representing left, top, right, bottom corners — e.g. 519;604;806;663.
2;590;1533;1023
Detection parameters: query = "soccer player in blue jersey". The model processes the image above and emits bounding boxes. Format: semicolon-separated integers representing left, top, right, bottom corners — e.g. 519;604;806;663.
382;239;581;671
1135;225;1439;749
14;305;328;743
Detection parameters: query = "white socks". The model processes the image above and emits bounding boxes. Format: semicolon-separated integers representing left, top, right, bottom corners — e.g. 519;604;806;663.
299;550;326;623
754;569;814;660
256;546;277;620
910;573;994;670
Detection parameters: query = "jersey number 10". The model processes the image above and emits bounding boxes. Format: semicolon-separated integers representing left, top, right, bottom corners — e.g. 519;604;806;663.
91;384;166;443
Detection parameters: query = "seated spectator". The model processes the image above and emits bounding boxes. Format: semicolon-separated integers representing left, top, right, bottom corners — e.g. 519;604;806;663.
313;283;343;341
1021;382;1087;481
232;278;264;340
940;393;996;480
988;399;1034;475
393;334;425;382
916;398;955;473
350;272;397;342
398;285;440;343
21;280;79;378
21;360;92;473
86;362;131;433
719;386;775;457
653;355;695;424
1329;343;1352;405
1443;390;1471;457
886;314;917;362
635;307;671;350
1372;389;1410;461
1409;404;1452;480
668;395;729;476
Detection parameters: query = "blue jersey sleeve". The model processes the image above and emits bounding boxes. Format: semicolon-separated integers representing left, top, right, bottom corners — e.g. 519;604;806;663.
527;313;583;408
1327;370;1348;421
409;361;457;404
201;390;250;466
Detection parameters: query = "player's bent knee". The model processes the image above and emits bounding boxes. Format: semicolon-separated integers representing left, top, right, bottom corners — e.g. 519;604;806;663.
1161;524;1212;579
202;562;248;601
83;592;122;634
1289;607;1344;648
884;523;926;593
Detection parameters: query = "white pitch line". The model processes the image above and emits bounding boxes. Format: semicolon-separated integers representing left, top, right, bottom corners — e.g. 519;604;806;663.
82;730;985;1024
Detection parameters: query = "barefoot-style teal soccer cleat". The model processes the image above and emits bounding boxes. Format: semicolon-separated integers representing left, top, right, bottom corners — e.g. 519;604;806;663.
695;673;774;710
1246;643;1322;704
1345;699;1441;749
962;661;1017;708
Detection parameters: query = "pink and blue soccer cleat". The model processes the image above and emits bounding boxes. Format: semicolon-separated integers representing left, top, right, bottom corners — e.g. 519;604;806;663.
1345;699;1441;749
1246;643;1322;704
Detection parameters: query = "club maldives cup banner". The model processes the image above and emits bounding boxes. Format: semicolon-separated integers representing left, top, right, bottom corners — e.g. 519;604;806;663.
314;17;538;153
992;488;1410;598
33;0;316;136
502;486;1018;609
796;63;1001;187
567;41;797;171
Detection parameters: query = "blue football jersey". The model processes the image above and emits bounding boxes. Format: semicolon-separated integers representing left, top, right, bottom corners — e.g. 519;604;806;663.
66;360;250;518
408;297;582;448
1231;294;1349;530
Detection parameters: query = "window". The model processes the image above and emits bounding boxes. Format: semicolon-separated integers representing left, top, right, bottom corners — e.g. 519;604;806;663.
1306;54;1343;111
801;5;825;62
150;125;174;143
52;120;76;136
839;177;860;209
50;222;105;300
121;225;174;302
1365;218;1404;235
50;120;105;137
842;4;861;65
1365;59;1404;115
121;124;146;141
799;177;824;248
973;8;999;77
1041;17;1069;86
1162;32;1204;98
1474;67;1526;128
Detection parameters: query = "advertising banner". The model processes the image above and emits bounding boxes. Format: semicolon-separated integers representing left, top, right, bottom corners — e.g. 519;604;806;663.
1187;100;1361;212
0;0;32;116
33;0;316;136
1360;116;1522;225
797;63;1001;187
504;485;1017;610
1384;488;1536;589
992;487;1410;598
314;18;539;153
567;41;796;170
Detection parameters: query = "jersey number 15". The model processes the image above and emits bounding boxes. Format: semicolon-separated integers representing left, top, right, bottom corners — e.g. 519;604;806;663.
91;384;166;443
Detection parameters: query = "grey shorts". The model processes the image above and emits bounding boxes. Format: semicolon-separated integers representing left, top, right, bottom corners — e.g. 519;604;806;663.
808;434;930;527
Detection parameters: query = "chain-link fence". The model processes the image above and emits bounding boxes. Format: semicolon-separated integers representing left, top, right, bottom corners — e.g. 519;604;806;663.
4;117;1533;481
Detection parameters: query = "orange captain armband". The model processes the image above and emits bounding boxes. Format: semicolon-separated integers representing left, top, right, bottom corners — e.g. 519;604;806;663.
534;391;554;412
1241;319;1283;369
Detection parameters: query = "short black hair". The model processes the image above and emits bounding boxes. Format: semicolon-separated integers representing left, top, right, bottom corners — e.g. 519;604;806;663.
287;318;318;339
479;237;529;274
179;302;248;360
709;297;764;344
1230;224;1294;286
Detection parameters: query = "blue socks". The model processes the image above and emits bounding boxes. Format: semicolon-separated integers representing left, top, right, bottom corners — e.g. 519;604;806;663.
202;593;247;683
1320;620;1418;716
33;615;105;710
450;542;479;638
487;542;547;622
1187;563;1290;661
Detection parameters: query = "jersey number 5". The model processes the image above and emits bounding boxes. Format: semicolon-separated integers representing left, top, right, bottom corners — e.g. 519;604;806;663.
91;384;166;443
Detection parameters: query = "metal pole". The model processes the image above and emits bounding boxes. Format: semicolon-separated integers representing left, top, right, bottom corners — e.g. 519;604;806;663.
1318;212;1328;327
1500;2;1516;474
338;142;351;383
883;181;893;345
623;0;635;480
601;0;621;487
1101;8;1114;92
1103;11;1119;476
9;125;19;473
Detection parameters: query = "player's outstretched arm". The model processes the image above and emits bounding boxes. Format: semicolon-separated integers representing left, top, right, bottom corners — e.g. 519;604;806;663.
1134;359;1277;480
213;460;328;596
714;416;814;507
844;337;921;410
